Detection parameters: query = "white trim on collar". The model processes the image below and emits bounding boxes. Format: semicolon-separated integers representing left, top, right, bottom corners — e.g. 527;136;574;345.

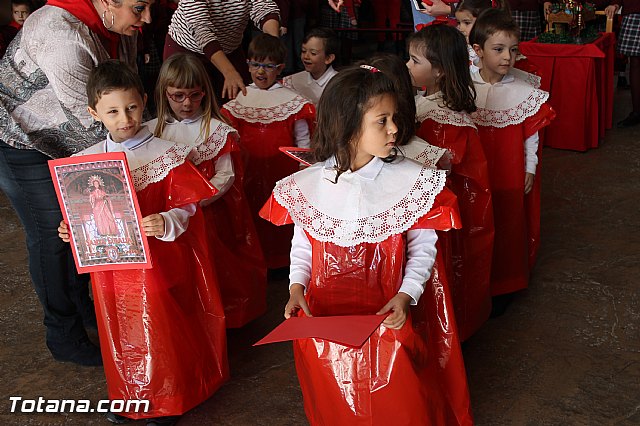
106;127;153;151
272;156;446;247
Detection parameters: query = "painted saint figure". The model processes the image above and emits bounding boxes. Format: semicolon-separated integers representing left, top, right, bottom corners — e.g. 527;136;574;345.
88;175;119;236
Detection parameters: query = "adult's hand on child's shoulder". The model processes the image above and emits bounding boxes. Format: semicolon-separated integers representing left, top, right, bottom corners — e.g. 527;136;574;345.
377;293;412;330
142;214;166;238
222;70;247;100
285;283;312;319
58;221;71;243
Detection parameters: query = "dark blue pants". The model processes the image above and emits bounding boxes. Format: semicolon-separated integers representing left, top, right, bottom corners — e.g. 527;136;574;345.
0;140;92;347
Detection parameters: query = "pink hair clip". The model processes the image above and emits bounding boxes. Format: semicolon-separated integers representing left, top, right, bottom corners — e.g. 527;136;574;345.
360;64;380;73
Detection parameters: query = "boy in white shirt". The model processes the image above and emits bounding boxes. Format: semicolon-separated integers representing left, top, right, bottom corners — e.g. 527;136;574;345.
222;34;315;269
281;27;339;105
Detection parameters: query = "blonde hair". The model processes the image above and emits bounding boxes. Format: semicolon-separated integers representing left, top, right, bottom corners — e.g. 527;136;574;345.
154;53;227;140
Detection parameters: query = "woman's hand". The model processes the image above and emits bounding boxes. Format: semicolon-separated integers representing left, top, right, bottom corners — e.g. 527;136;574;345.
58;221;71;243
604;4;619;19
142;214;165;237
524;172;535;194
376;293;412;330
419;0;451;17
210;51;247;99
222;69;247;100
284;283;312;319
328;0;344;12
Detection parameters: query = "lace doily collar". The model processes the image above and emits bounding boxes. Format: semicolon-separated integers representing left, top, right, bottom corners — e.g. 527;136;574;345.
415;93;476;128
223;85;309;124
187;120;236;165
471;70;549;127
399;136;448;169
77;129;191;192
272;156;447;247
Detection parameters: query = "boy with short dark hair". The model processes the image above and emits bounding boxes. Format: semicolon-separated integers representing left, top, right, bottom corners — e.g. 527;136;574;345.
222;33;315;269
0;0;33;56
282;27;339;105
60;60;229;425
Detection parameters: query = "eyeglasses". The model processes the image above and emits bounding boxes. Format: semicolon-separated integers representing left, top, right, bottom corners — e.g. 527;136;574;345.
166;90;205;103
246;60;282;72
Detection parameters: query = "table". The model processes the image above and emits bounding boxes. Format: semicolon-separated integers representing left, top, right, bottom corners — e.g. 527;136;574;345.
517;32;615;151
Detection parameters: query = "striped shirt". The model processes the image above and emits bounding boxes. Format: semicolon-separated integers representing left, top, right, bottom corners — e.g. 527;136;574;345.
168;0;280;59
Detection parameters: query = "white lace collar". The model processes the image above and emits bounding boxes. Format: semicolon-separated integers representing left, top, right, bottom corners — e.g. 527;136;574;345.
77;128;192;192
223;85;309;124
399;136;448;169
470;70;549;127
272;156;447;247
415;93;476;128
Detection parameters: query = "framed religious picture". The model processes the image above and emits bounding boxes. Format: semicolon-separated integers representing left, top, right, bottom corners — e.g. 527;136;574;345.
49;152;152;273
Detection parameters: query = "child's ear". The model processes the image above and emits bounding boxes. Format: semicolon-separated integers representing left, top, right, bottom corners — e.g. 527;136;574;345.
277;63;285;75
324;54;336;65
143;93;148;108
87;106;101;122
472;44;483;58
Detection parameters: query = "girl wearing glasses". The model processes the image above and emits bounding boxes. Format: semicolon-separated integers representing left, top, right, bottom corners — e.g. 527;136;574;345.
222;34;315;270
147;53;268;329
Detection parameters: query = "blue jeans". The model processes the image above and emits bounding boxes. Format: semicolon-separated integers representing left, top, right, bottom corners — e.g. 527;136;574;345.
0;140;92;346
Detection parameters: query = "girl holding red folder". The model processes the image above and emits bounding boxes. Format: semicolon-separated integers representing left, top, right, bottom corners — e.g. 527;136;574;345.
260;65;472;426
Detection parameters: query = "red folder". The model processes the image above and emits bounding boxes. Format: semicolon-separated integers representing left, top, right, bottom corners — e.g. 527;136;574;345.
254;314;388;348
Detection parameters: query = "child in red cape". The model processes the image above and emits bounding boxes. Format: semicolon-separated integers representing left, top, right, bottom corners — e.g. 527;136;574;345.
147;53;267;328
470;9;555;299
222;34;315;269
260;65;473;426
407;24;495;339
59;61;228;425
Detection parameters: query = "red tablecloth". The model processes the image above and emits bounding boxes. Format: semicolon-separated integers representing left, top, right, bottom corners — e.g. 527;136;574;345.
517;32;615;151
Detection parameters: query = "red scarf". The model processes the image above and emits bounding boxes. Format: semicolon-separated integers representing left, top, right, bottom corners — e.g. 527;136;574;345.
46;0;120;58
9;21;22;30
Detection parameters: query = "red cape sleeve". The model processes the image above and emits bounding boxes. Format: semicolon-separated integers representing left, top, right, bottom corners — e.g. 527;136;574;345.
259;193;293;225
166;161;218;209
411;187;462;231
524;103;556;139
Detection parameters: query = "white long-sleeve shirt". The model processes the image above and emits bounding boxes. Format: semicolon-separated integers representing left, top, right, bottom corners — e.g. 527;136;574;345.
287;156;441;305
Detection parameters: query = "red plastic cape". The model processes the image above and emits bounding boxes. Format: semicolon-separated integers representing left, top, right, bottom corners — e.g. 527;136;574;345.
91;162;229;418
222;104;316;268
195;135;267;328
261;188;473;425
475;104;555;295
416;119;494;341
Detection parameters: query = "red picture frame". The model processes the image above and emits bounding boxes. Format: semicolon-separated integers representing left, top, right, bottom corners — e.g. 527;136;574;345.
49;152;152;273
278;146;315;167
